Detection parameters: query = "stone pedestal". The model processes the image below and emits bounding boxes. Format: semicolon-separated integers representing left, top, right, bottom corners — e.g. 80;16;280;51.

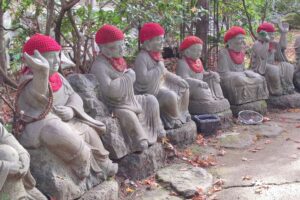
231;100;267;117
267;93;300;109
79;180;119;200
117;143;166;180
28;148;104;200
165;120;197;145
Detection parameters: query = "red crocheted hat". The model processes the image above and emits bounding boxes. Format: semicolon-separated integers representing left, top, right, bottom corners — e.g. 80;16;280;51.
95;24;124;44
257;22;275;33
23;33;61;55
224;26;246;43
179;36;203;51
139;22;165;43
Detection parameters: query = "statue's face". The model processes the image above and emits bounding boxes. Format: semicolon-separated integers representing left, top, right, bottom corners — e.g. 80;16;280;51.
100;40;124;58
184;44;203;60
267;32;275;41
146;35;164;52
42;51;60;75
228;34;245;52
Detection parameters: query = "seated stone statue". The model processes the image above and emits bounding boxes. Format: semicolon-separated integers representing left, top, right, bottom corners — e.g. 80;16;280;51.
15;34;117;198
90;25;165;152
133;22;191;129
293;36;300;90
251;22;295;95
217;26;269;108
176;35;230;115
0;123;47;200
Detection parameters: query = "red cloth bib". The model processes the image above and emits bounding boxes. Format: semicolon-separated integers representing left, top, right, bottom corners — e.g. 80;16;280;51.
184;57;204;73
148;51;163;62
228;49;245;64
48;72;62;92
102;54;127;72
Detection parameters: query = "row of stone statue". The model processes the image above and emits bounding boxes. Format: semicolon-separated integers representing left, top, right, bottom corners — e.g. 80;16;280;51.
1;21;299;199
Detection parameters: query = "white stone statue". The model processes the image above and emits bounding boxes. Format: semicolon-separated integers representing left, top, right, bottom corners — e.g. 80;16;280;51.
90;24;166;152
133;22;191;129
251;21;295;95
217;26;269;106
176;35;230;114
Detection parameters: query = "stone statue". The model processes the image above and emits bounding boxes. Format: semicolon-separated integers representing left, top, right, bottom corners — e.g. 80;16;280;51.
15;34;117;198
90;24;165;152
251;22;295;95
133;22;191;129
176;35;230;115
217;26;269;113
0;123;47;200
293;36;300;90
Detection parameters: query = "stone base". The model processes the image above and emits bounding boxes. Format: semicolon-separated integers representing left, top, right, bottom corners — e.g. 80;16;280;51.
28;148;104;200
117;143;166;180
267;92;300;109
231;100;267;117
156;163;213;198
217;109;233;129
217;132;256;149
79;179;119;200
165;120;197;145
189;98;231;115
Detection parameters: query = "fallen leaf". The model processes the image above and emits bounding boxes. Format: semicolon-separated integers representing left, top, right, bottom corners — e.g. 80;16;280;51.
255;188;262;194
265;140;271;144
263;117;271;122
297;147;300;150
217;149;226;156
179;168;188;171
242;157;248;161
214;179;225;186
125;187;134;193
296;125;300;128
242;175;252;181
169;191;178;196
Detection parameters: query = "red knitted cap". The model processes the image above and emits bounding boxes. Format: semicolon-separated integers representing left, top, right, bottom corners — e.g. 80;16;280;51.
179;36;203;51
139;22;165;43
224;26;246;43
23;33;61;55
95;24;124;44
257;22;275;33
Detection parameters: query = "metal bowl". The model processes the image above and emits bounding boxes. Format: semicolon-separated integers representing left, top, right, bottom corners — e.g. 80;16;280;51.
238;110;263;125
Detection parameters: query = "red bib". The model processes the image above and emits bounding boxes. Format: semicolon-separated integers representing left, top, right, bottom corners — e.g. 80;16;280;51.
184;57;204;73
148;51;163;62
228;49;245;64
48;72;62;92
102;54;127;72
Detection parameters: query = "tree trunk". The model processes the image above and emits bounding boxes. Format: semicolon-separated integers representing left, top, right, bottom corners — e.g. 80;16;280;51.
45;0;55;35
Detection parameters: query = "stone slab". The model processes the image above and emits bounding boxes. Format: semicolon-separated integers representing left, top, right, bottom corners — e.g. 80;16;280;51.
217;132;256;149
267;92;300;109
117;143;166;180
231;100;267;117
250;122;284;138
140;188;183;200
156;163;213;198
165;120;197;146
79;179;119;200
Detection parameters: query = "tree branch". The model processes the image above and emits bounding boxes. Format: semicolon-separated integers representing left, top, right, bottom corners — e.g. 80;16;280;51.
242;0;257;40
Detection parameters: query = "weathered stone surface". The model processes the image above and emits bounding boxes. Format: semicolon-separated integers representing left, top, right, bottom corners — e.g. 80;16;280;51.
79;179;119;200
118;143;166;180
231;100;267;117
218;109;233;129
156;163;213;198
267;93;300;109
217;132;256;149
140;188;183;200
29;148;104;200
165;120;197;145
251;122;284;138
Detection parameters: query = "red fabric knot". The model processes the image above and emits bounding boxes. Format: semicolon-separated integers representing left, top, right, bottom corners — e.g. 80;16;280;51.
96;24;124;44
23;33;61;55
148;51;163;62
48;72;63;92
102;54;127;72
224;26;246;43
228;49;245;65
139;22;165;43
180;36;203;51
184;56;204;73
257;22;275;33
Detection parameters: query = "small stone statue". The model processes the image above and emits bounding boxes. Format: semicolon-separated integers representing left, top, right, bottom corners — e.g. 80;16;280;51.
133;22;191;129
90;25;165;152
251;22;295;95
0;123;47;200
16;34;117;191
217;26;269;113
176;36;230;115
293;36;300;90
